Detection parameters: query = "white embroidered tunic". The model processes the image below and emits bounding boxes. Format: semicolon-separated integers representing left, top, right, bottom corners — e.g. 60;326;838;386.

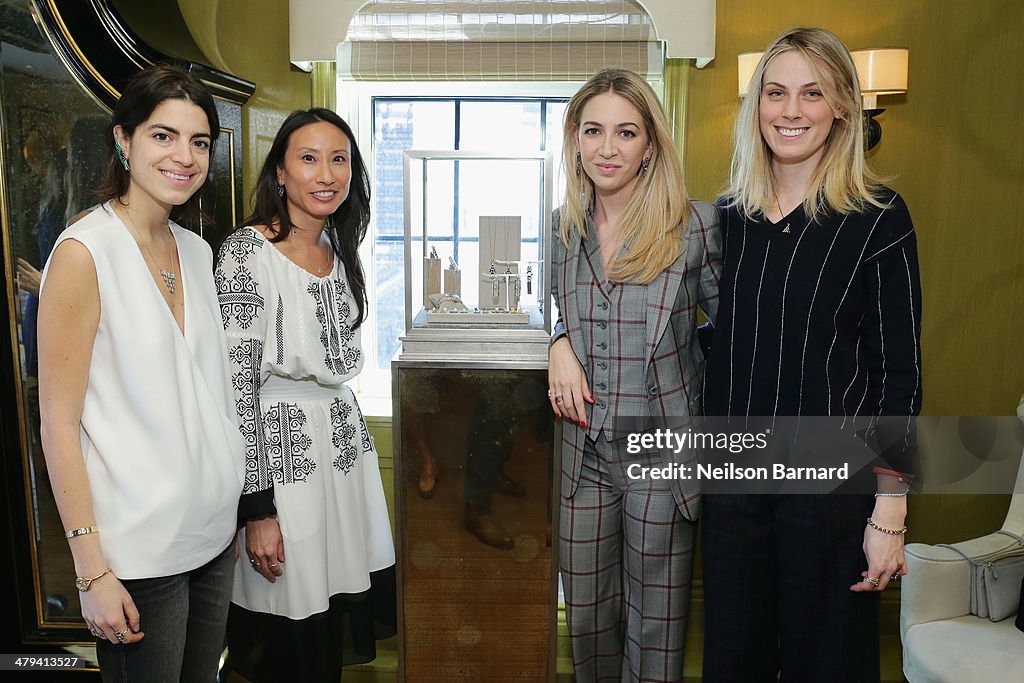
216;227;394;619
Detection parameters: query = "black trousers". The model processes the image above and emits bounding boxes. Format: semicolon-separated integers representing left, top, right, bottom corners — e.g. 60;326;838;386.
701;494;880;683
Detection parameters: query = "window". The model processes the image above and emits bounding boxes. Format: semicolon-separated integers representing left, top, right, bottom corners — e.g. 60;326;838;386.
338;82;576;403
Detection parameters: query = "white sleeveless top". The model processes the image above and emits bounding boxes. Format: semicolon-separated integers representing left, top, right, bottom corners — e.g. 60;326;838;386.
42;203;244;579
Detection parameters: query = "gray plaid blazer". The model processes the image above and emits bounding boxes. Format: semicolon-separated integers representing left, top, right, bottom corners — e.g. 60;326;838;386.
550;200;722;520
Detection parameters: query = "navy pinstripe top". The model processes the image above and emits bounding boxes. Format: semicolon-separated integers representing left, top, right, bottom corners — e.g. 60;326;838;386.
703;189;922;474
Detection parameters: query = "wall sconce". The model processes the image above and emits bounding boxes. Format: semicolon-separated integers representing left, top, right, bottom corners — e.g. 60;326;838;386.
736;46;909;151
851;48;909;150
737;51;762;98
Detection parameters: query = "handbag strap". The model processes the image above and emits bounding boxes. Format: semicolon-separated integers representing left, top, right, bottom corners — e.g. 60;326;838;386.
996;530;1024;544
938;530;1024;565
937;542;975;563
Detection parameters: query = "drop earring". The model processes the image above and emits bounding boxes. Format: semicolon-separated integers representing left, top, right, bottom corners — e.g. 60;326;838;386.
277;184;285;198
114;139;130;172
575;151;582;178
639;156;651;178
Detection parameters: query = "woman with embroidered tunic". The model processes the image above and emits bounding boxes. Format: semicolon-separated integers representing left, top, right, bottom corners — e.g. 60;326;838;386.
37;64;244;681
217;108;395;682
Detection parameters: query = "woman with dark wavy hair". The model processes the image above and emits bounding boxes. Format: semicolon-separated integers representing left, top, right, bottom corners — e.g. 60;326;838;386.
217;108;395;682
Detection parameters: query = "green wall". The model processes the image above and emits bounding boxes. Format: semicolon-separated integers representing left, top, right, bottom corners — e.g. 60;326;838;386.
178;0;312;202
685;0;1024;545
686;0;1024;417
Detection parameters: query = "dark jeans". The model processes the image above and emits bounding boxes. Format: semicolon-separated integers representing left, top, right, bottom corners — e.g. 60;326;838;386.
96;542;234;683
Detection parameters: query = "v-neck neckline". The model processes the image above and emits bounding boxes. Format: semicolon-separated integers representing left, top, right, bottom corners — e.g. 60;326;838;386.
763;204;807;236
107;202;188;338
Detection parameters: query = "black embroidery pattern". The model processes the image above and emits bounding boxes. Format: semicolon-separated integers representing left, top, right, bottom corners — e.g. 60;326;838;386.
230;338;267;494
216;230;264;329
275;294;285;365
358;408;373;453
266;402;316;484
330;398;358;474
308;278;361;375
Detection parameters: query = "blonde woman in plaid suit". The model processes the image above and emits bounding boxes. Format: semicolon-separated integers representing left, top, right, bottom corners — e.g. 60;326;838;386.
547;69;722;683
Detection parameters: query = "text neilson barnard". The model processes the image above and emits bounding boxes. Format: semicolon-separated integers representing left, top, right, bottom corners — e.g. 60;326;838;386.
627;462;850;481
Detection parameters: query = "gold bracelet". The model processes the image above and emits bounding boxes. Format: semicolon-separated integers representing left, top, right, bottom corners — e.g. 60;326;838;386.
65;526;98;539
75;567;112;592
866;517;907;535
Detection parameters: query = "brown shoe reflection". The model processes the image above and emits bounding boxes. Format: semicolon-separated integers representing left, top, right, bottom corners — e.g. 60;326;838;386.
464;509;514;549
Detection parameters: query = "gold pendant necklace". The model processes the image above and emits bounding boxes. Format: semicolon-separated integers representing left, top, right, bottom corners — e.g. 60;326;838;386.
317;246;332;275
772;188;792;235
124;208;177;293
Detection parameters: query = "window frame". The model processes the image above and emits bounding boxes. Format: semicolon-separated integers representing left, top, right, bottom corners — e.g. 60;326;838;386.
337;80;581;413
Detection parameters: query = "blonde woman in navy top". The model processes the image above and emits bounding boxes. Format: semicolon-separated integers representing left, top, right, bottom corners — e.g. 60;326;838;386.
701;28;922;682
38;65;244;681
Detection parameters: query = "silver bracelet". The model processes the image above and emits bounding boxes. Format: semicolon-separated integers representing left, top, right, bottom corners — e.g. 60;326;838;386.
874;490;909;498
65;526;98;539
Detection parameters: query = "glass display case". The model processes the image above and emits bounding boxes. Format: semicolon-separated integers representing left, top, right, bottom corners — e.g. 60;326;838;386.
399;149;553;361
393;150;558;681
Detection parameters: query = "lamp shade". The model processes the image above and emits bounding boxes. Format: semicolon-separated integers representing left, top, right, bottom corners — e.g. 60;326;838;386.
851;48;909;94
737;51;762;97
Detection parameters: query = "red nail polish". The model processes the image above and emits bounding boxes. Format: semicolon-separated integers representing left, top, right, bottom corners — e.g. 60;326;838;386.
581;421;587;427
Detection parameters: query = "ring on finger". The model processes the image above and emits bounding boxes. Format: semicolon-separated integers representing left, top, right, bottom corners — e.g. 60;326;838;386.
864;576;880;587
890;573;901;581
114;629;127;644
555;395;564;404
269;563;279;568
547;389;554;397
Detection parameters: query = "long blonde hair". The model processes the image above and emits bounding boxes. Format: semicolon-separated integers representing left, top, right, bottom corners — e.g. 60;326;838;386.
724;27;888;220
560;68;688;283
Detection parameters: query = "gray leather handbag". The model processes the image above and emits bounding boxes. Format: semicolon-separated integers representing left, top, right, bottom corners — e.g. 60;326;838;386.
940;530;1024;622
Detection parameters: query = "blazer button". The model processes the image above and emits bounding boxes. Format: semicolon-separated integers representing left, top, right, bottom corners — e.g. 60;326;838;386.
597;341;607;350
599;301;609;310
648;386;659;396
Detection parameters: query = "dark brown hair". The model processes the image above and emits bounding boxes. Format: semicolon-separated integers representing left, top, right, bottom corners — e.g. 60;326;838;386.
94;62;220;225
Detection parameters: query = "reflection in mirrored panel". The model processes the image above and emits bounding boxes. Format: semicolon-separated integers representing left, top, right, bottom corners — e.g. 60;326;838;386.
1;0;112;628
397;367;556;681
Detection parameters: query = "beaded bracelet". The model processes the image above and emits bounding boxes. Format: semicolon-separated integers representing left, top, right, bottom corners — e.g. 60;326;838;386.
866;517;907;535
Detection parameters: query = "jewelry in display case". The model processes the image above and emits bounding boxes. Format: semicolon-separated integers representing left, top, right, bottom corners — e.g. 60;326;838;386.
393;150;558;679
